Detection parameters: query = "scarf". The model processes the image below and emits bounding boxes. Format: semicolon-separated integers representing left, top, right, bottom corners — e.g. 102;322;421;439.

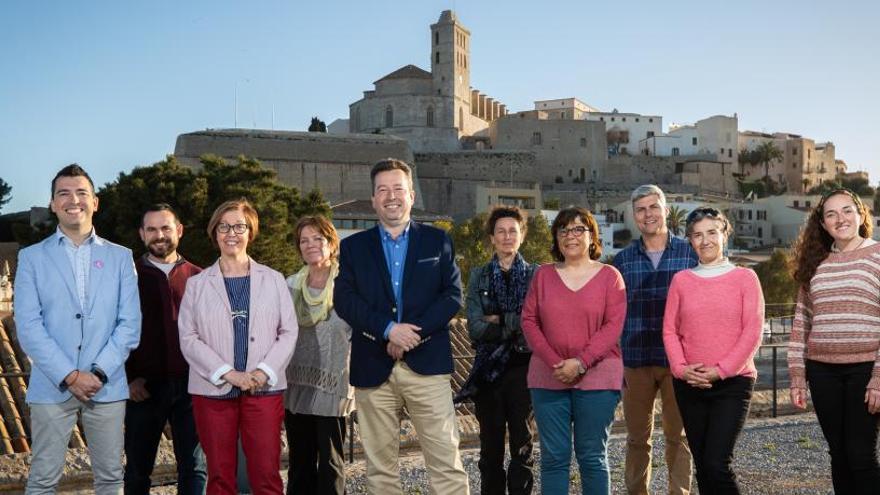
290;261;339;327
490;253;530;314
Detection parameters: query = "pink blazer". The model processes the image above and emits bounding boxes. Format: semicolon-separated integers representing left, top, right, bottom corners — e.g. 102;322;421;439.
178;259;298;396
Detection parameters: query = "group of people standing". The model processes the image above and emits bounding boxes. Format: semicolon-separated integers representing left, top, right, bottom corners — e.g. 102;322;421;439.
11;159;880;495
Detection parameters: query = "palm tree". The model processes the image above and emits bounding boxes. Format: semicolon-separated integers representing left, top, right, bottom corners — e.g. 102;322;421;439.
755;141;784;181
667;205;688;236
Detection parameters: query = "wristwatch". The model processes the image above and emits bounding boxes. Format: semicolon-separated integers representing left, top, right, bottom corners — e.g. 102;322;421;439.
91;364;108;385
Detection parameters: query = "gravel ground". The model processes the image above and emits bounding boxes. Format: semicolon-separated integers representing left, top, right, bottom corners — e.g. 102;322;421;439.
142;415;833;494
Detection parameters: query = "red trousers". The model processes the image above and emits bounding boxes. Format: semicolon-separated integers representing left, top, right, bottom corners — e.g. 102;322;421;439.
192;394;284;495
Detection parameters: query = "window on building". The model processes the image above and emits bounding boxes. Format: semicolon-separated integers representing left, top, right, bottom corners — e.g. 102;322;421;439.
793;200;799;208
600;117;604;121
647;131;655;138
806;201;811;208
720;148;724;154
568;169;572;177
435;51;440;64
758;227;763;237
808;149;812;159
611;117;615;122
636;118;640;122
675;162;684;173
385;106;393;128
622;117;627;122
580;168;586;181
560;112;566;119
580;138;587;147
728;149;732;158
434;32;439;45
672;147;680;156
649;118;654;123
459;107;464;131
692;137;698;146
532;132;542;145
793;148;797;155
748;210;753;220
427;106;434;127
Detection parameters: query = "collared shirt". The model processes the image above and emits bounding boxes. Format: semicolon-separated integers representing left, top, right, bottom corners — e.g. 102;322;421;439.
56;227;98;310
379;222;411;338
613;234;697;368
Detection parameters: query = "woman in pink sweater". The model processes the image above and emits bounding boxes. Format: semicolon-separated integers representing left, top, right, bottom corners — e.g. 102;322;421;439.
789;189;880;493
662;207;764;494
521;206;626;495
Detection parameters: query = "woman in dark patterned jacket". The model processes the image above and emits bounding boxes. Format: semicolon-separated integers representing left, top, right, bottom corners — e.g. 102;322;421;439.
456;205;537;495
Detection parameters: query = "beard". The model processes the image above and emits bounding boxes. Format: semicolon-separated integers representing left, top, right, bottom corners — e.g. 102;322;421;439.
147;239;177;259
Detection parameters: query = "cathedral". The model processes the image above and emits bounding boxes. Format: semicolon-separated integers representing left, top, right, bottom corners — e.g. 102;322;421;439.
348;11;507;152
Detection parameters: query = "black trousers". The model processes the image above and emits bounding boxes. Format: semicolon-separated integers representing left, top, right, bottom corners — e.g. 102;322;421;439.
473;362;535;495
123;377;206;495
807;360;880;495
284;411;346;495
673;375;753;495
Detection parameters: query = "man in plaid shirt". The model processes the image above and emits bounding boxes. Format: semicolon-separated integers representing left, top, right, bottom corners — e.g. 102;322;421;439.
613;185;698;494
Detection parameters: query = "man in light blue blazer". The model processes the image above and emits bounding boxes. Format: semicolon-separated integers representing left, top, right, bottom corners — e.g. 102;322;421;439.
14;164;141;494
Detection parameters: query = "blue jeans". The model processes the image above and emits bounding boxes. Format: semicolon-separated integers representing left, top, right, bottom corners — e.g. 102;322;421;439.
531;388;620;495
124;377;207;495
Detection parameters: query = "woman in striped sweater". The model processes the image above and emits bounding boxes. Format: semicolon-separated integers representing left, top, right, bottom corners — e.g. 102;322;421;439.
789;189;880;493
662;207;764;494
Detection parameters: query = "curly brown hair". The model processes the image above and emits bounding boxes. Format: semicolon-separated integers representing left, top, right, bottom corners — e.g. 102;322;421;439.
791;189;873;289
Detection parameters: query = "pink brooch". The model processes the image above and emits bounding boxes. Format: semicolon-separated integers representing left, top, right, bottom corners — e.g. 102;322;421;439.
94;260;104;269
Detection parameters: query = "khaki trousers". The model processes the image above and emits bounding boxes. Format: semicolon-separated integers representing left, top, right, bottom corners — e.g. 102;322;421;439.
623;366;692;495
355;362;469;495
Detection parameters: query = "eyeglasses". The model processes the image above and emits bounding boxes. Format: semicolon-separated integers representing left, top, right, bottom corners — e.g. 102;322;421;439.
557;226;589;238
217;223;248;234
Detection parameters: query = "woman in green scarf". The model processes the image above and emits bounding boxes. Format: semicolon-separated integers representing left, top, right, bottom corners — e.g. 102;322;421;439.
284;215;353;495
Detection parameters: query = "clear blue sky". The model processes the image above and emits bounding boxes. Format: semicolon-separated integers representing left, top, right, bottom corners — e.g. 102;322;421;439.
2;0;878;213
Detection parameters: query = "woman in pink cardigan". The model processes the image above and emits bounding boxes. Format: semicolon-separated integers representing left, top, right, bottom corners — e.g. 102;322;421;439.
178;199;298;495
521;206;626;495
662;207;764;494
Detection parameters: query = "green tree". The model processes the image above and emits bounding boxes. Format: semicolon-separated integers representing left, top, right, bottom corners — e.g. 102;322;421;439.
755;141;784;182
308;117;327;132
666;205;688;236
752;249;799;317
0;178;11;212
520;214;554;266
93;154;330;275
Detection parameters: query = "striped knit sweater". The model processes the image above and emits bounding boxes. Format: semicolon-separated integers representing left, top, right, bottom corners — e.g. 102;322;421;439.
788;242;880;390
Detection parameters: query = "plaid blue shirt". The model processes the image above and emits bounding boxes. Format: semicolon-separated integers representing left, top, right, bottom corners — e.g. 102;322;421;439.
613;235;697;368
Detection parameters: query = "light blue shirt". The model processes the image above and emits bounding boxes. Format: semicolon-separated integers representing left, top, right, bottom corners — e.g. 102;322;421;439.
380;222;410;339
56;227;98;310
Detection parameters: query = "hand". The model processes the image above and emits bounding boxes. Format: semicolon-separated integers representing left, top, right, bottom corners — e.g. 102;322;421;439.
387;342;405;360
66;370;103;402
223;370;253;393
692;366;721;384
681;363;712;389
865;388;880;414
790;387;808;410
388;323;422;352
128;377;150;402
482;315;501;324
250;370;269;389
552;359;582;385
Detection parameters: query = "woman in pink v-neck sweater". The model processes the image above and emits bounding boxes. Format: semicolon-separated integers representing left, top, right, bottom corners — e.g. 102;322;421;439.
521;206;626;495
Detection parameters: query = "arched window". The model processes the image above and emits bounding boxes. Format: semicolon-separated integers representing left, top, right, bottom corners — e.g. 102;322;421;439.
385;106;393;128
459;107;464;131
427;106;435;127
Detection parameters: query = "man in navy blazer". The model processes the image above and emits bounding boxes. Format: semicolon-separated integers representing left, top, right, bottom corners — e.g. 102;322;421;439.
335;158;469;494
15;165;141;494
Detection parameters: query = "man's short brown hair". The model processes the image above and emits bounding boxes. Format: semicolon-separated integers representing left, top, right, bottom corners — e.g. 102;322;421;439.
370;158;414;191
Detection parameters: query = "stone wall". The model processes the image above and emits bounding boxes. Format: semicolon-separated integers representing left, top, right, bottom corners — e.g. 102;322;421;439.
174;129;420;207
414;151;539;220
